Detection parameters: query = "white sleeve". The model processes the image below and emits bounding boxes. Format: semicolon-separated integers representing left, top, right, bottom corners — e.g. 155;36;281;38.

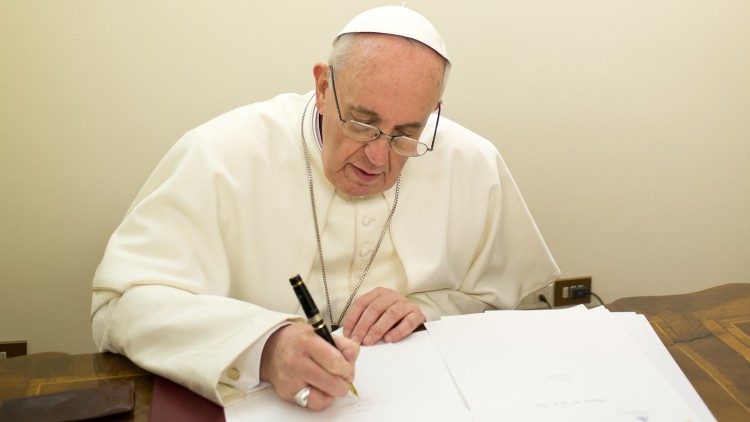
407;289;494;321
90;131;304;406
92;286;301;406
406;151;559;319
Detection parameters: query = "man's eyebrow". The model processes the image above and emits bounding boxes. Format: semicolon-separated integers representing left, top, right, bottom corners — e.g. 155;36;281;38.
349;105;379;119
348;106;425;131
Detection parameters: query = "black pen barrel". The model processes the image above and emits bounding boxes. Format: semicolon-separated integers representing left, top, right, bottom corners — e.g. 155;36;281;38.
289;274;319;319
311;318;337;348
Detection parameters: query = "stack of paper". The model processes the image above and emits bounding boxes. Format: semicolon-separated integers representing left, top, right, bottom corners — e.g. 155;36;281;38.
427;306;713;421
226;306;714;421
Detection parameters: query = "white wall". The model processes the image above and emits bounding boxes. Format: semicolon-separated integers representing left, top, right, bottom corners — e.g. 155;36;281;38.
1;1;748;354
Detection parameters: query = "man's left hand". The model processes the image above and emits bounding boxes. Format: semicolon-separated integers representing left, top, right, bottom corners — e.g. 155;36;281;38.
342;287;425;346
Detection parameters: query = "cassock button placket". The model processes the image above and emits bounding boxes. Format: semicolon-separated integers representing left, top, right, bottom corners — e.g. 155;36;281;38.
300;95;401;330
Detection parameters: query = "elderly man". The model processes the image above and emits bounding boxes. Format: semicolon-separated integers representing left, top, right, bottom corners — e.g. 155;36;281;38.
91;6;559;411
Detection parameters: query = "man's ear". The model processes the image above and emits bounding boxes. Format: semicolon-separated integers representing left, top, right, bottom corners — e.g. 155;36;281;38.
312;63;329;112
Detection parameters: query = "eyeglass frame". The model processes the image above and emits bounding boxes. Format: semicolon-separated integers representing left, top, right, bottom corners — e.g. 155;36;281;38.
328;66;441;157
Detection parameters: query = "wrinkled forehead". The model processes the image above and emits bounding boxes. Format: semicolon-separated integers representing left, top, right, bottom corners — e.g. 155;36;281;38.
334;32;447;73
335;35;445;101
346;34;444;70
334;35;445;107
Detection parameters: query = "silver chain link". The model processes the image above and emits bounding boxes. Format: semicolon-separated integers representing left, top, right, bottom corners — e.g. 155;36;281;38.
299;95;400;329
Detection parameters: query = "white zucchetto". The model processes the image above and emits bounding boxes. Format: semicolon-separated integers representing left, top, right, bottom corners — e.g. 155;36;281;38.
335;5;450;63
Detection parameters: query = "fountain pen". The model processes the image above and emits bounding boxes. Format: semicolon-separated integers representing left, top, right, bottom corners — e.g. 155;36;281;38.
289;274;359;398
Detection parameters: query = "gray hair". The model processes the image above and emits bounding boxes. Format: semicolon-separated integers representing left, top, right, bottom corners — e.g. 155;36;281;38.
328;33;451;99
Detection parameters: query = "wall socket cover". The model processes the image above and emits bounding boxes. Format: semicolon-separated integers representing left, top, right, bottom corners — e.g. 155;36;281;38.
554;277;592;307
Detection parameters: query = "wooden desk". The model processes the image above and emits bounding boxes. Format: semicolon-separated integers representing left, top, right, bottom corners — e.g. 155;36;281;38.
607;283;750;421
2;283;748;421
0;352;154;420
0;351;225;421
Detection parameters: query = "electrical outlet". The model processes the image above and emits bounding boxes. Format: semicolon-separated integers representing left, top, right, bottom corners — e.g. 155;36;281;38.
516;283;555;309
554;277;592;307
0;341;27;359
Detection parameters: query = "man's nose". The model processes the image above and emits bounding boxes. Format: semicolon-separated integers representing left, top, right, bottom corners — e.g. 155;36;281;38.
364;135;390;167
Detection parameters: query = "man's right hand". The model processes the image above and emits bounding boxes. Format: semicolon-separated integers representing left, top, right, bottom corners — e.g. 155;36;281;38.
259;323;359;411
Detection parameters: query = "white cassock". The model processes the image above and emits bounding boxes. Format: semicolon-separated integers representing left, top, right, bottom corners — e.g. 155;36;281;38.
91;92;560;405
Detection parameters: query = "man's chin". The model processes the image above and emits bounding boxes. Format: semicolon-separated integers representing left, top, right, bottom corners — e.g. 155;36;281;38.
336;178;389;198
339;184;381;198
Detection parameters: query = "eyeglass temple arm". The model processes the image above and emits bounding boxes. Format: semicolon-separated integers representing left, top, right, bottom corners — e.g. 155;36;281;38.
328;66;346;123
426;102;442;152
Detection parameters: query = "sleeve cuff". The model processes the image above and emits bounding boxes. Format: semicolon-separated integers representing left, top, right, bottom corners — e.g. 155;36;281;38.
219;321;293;392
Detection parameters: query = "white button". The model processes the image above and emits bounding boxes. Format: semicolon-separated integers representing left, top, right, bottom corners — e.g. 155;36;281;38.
228;367;240;380
362;217;375;226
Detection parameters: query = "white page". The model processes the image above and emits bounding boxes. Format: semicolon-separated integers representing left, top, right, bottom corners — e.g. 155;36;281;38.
609;312;716;421
426;310;700;421
588;307;714;420
225;330;470;421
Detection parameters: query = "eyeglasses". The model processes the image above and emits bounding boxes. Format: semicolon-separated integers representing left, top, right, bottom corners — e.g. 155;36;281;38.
329;66;440;157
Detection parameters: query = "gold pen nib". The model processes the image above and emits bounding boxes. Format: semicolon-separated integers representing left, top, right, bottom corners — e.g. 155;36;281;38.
348;383;359;398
